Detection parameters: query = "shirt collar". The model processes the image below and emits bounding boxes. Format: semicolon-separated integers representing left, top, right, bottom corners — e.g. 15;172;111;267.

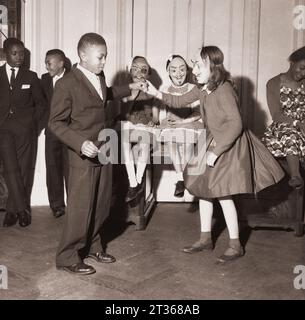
6;63;20;76
76;63;103;100
77;63;97;79
53;68;65;80
201;84;212;95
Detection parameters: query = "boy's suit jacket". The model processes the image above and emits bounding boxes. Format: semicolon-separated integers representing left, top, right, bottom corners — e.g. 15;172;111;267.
41;70;69;132
0;64;46;132
49;68;130;167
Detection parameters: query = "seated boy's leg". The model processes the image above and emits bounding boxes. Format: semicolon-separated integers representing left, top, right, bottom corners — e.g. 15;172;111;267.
136;142;150;185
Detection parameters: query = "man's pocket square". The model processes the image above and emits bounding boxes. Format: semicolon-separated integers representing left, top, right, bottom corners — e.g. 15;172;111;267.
21;84;31;89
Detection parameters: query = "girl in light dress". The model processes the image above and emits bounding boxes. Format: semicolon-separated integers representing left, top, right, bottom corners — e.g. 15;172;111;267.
159;55;204;197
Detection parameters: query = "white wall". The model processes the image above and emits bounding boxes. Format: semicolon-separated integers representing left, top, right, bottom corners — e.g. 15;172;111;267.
22;0;305;205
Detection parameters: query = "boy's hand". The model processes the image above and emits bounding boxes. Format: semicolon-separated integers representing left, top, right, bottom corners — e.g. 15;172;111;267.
129;81;148;91
81;140;99;158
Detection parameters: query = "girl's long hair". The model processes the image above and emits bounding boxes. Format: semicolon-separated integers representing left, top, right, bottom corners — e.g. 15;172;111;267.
200;46;237;92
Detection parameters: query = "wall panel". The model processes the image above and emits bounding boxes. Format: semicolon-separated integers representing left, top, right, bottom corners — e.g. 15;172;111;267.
21;0;302;204
257;0;296;134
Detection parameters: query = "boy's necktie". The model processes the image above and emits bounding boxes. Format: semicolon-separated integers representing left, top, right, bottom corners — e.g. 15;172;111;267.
10;68;16;89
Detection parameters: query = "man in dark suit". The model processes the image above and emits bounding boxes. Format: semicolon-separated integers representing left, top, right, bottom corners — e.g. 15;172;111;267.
0;38;46;227
49;33;144;275
41;49;69;218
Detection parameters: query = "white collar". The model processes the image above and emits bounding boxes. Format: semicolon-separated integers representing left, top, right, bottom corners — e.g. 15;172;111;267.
76;63;103;99
202;84;212;95
54;68;65;79
6;63;20;76
77;63;97;78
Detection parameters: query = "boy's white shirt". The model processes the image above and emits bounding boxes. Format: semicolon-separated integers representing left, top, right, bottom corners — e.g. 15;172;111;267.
77;63;103;100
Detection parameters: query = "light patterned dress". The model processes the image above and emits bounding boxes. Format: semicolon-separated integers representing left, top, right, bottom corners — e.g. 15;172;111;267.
262;84;305;158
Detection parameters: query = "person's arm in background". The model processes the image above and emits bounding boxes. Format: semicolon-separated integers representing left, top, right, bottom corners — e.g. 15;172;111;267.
100;71;144;101
266;76;294;124
107;85;131;101
39;74;50;132
32;73;47;136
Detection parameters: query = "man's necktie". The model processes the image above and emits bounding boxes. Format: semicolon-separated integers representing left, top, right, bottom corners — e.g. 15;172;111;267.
10;68;16;89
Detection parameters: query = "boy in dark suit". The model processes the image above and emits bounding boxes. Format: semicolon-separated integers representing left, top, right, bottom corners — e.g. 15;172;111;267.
0;38;46;227
41;49;69;219
49;33;144;275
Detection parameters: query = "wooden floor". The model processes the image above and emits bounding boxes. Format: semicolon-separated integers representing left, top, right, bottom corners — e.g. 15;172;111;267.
0;203;304;300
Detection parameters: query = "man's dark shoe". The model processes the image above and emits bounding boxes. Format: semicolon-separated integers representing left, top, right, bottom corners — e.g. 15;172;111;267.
18;209;31;227
52;207;65;219
3;212;18;227
57;262;96;275
87;252;116;263
125;186;139;202
174;180;185;197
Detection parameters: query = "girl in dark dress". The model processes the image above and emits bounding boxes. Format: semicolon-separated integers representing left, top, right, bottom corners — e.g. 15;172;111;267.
143;46;284;263
262;46;305;188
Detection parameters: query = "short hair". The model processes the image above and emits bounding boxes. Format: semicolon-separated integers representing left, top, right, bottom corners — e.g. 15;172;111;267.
289;46;305;63
46;49;66;62
77;33;106;56
3;38;24;53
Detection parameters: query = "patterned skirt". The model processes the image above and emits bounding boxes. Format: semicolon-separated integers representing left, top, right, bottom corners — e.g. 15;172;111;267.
262;122;305;158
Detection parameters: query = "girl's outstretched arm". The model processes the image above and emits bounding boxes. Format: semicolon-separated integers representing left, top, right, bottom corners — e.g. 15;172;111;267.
145;80;201;109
